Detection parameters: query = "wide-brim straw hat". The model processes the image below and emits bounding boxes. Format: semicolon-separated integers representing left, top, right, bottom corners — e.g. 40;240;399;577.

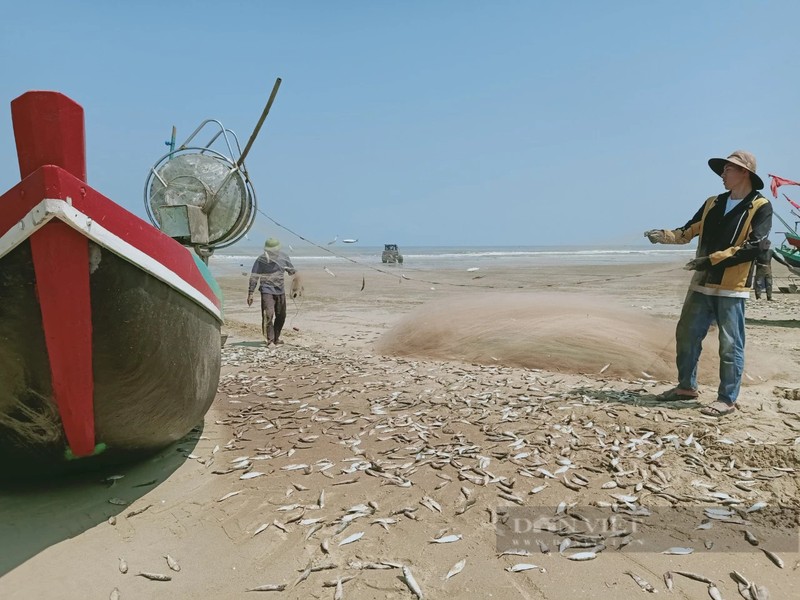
264;237;281;251
708;150;764;190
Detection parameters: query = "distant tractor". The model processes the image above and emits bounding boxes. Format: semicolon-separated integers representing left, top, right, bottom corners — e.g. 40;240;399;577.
382;243;403;264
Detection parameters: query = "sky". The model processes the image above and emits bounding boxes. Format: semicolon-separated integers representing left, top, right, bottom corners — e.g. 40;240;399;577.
2;1;800;248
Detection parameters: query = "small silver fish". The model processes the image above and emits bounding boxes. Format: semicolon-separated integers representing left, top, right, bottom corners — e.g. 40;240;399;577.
430;534;462;544
624;571;656;593
761;548;784;568
445;559;466;580
401;565;424;599
672;571;715;585
744;530;759;546
566;552;596;561
165;555;180;572
247;583;287;592
662;547;694;555
506;563;539;572
338;531;364;546
217;491;242;502
663;571;673;592
334;578;344;600
498;549;533;557
137;572;171;581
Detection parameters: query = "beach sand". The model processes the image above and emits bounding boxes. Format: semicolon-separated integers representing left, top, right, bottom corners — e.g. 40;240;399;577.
2;259;799;599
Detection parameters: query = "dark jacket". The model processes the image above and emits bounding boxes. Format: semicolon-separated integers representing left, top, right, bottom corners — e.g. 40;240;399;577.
248;251;296;295
662;191;772;293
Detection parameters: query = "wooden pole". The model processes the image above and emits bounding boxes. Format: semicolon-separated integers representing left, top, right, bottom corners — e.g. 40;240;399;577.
237;77;282;168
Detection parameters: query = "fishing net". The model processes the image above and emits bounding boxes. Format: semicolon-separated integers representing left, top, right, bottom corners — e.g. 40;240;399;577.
376;292;778;384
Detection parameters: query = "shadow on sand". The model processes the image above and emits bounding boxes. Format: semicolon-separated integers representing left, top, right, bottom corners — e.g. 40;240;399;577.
570;387;703;411
746;318;800;329
0;425;202;577
230;340;268;348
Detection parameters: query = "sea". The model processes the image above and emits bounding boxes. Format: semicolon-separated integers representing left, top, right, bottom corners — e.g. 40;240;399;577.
209;244;697;275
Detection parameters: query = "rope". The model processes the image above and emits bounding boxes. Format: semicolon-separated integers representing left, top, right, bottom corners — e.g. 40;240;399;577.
254;206;685;290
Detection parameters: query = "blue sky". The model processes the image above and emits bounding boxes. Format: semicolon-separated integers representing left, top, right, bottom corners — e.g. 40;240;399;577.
2;1;799;247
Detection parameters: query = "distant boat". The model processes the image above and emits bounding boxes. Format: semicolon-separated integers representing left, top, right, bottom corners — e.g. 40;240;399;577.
343;238;358;244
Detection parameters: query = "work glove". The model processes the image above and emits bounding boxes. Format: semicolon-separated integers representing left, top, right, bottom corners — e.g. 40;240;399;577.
683;257;711;271
644;229;666;244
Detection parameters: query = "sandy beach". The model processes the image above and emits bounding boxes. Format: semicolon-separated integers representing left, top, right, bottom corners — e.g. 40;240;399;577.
2;258;799;599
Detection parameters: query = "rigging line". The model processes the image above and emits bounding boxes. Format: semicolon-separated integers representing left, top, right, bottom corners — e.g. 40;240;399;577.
256;207;502;289
256;206;688;290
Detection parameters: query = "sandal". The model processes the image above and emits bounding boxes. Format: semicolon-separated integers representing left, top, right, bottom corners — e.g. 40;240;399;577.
655;386;699;401
699;401;736;417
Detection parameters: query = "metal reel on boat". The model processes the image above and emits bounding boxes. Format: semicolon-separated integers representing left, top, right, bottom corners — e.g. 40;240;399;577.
144;120;257;257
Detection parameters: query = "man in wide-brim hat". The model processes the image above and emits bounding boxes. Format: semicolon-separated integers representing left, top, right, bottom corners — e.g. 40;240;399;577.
247;237;300;345
644;150;773;416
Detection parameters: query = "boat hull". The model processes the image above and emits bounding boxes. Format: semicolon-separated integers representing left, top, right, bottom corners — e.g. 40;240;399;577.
0;240;220;474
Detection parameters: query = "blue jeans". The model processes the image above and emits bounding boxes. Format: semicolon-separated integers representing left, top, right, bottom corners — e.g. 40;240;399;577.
676;291;746;404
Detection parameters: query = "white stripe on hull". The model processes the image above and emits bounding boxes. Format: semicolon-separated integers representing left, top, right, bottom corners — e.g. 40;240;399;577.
0;198;222;322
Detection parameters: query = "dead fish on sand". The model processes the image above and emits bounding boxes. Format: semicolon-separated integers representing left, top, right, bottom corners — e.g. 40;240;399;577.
624;571;656;593
445;559;466;580
430;534;462;544
402;565;424;599
338;531;364;546
505;563;540;572
165;555;180;572
137;572;172;581
246;583;287;592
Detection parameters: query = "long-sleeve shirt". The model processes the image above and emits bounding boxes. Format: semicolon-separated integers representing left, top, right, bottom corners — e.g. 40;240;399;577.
659;190;772;297
248;251;296;295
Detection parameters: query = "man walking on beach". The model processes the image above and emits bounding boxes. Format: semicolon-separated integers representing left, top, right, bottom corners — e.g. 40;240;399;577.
754;244;793;300
247;238;299;345
644;150;772;416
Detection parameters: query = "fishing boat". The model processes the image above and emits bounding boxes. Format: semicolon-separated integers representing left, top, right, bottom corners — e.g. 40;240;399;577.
0;88;275;474
774;212;800;249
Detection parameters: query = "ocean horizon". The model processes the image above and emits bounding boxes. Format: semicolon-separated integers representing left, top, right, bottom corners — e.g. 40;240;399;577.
210;243;697;273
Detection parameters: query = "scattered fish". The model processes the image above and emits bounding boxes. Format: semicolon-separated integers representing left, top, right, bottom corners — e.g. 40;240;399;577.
625;571;656;593
662;547;694;555
217;491;242;502
338;532;364;546
445;559;466;580
672;571;714;585
247;583;287;592
401;565;424;599
506;563;539;572
761;548;784;568
565;552;596;561
430;534;462;544
165;555;180;572
137;572;172;581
